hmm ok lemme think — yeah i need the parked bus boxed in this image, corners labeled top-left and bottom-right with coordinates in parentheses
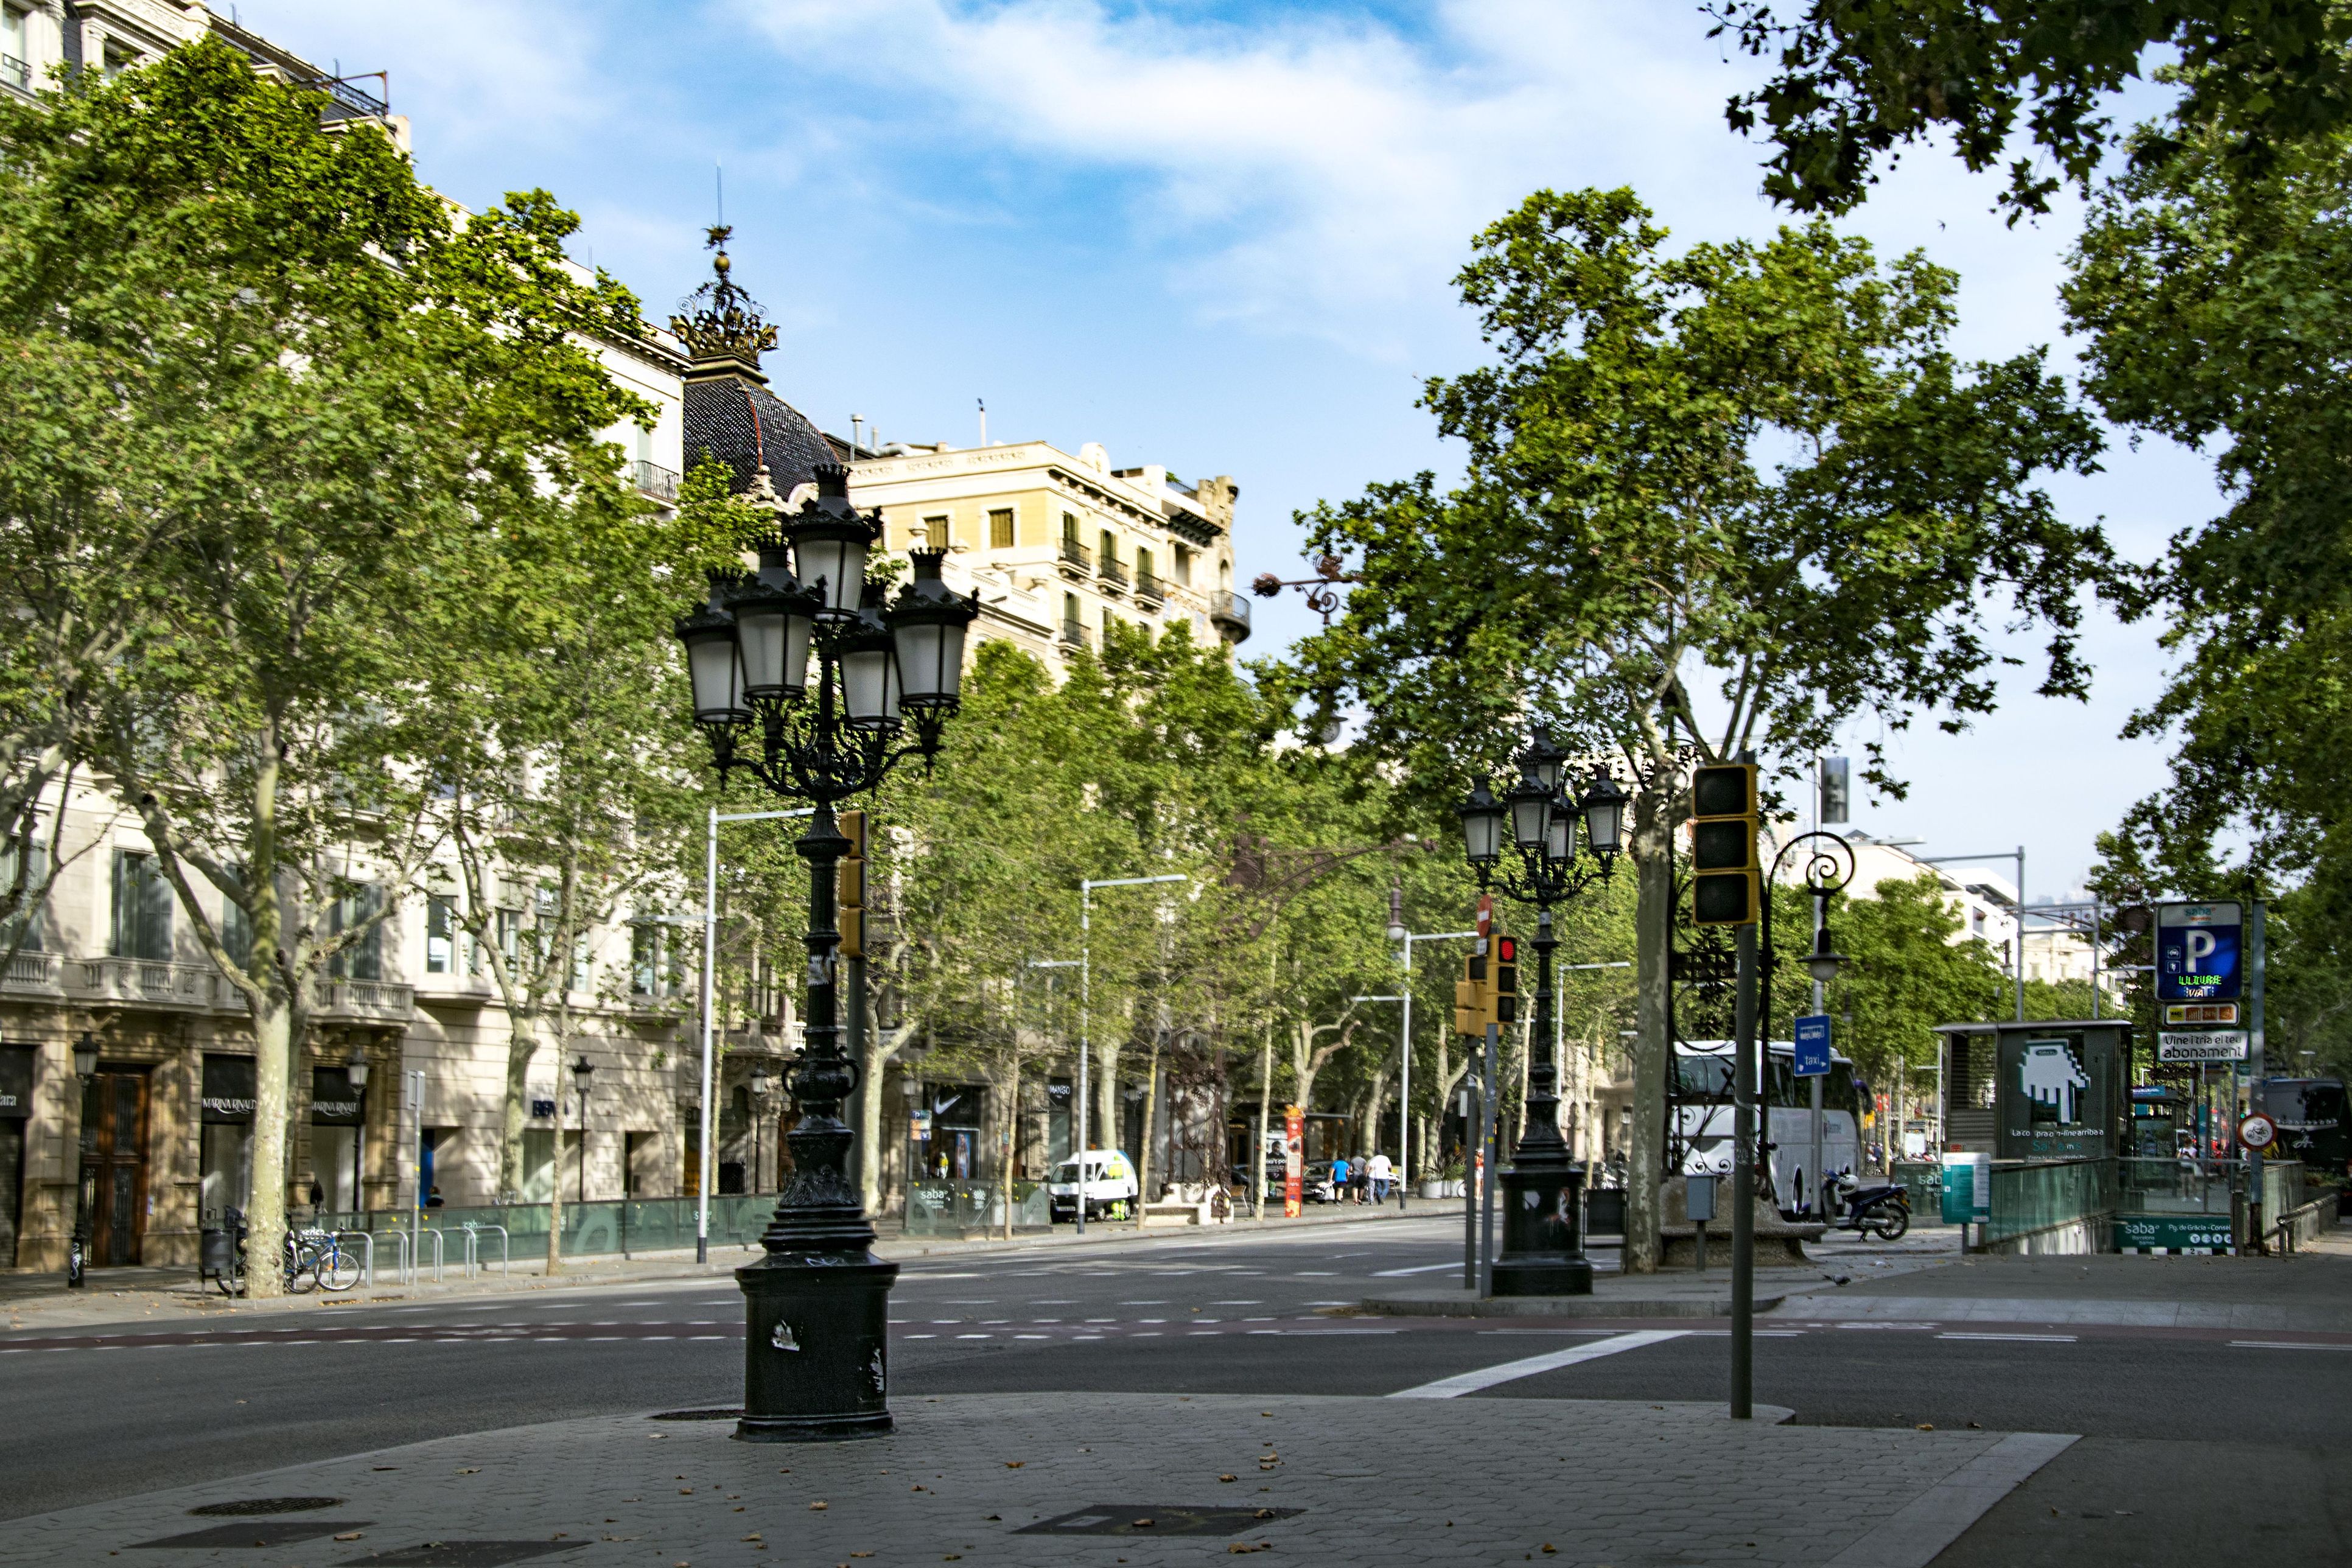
top-left (1675, 1040), bottom-right (1863, 1217)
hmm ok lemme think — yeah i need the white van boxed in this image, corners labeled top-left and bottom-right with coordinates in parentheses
top-left (1049, 1150), bottom-right (1139, 1222)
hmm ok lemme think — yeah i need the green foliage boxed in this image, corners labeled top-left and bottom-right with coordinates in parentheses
top-left (1286, 187), bottom-right (2108, 804)
top-left (2062, 61), bottom-right (2352, 1056)
top-left (1710, 1), bottom-right (2352, 219)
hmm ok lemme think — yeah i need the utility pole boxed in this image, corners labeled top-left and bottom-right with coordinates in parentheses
top-left (1730, 919), bottom-right (1757, 1420)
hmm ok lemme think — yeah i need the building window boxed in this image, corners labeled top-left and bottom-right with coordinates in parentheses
top-left (221, 874), bottom-right (252, 970)
top-left (0, 836), bottom-right (44, 953)
top-left (923, 513), bottom-right (951, 549)
top-left (1099, 528), bottom-right (1116, 567)
top-left (327, 884), bottom-right (383, 982)
top-left (1173, 545), bottom-right (1192, 586)
top-left (2, 8), bottom-right (29, 94)
top-left (111, 850), bottom-right (172, 961)
top-left (497, 909), bottom-right (521, 971)
top-left (989, 508), bottom-right (1014, 549)
top-left (632, 923), bottom-right (660, 996)
top-left (1062, 512), bottom-right (1079, 544)
top-left (427, 894), bottom-right (458, 975)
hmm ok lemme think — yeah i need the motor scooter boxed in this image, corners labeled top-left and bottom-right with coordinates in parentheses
top-left (1828, 1169), bottom-right (1911, 1241)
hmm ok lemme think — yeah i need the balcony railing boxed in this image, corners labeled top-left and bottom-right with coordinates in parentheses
top-left (1211, 590), bottom-right (1252, 642)
top-left (632, 459), bottom-right (679, 503)
top-left (312, 977), bottom-right (416, 1024)
top-left (1096, 557), bottom-right (1129, 590)
top-left (1058, 538), bottom-right (1092, 573)
top-left (73, 957), bottom-right (223, 1010)
top-left (1134, 570), bottom-right (1166, 604)
top-left (2, 951), bottom-right (61, 996)
top-left (1060, 618), bottom-right (1091, 649)
top-left (1, 55), bottom-right (29, 94)
top-left (299, 72), bottom-right (391, 122)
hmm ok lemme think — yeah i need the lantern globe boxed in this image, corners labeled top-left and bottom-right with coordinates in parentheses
top-left (786, 463), bottom-right (881, 618)
top-left (841, 586), bottom-right (904, 730)
top-left (1458, 781), bottom-right (1507, 867)
top-left (1523, 727), bottom-right (1570, 796)
top-left (1581, 768), bottom-right (1630, 857)
top-left (1506, 769), bottom-right (1550, 852)
top-left (891, 548), bottom-right (979, 710)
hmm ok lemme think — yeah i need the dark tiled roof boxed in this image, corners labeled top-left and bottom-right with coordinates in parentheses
top-left (684, 374), bottom-right (836, 499)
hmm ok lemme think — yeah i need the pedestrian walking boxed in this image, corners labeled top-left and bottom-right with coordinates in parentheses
top-left (1329, 1153), bottom-right (1350, 1205)
top-left (1367, 1150), bottom-right (1393, 1204)
top-left (1351, 1155), bottom-right (1370, 1204)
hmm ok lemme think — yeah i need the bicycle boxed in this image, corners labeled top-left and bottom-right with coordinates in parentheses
top-left (211, 1213), bottom-right (360, 1296)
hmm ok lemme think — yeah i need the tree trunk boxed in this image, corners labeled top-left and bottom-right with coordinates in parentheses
top-left (858, 1024), bottom-right (906, 1219)
top-left (1625, 785), bottom-right (1674, 1275)
top-left (245, 994), bottom-right (293, 1297)
top-left (1252, 1025), bottom-right (1272, 1219)
top-left (501, 1020), bottom-right (534, 1205)
top-left (1138, 1038), bottom-right (1161, 1205)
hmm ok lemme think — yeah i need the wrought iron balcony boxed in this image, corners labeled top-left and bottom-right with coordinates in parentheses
top-left (1058, 538), bottom-right (1092, 574)
top-left (633, 459), bottom-right (679, 503)
top-left (1060, 617), bottom-right (1091, 649)
top-left (1134, 570), bottom-right (1166, 604)
top-left (1, 55), bottom-right (29, 95)
top-left (1096, 556), bottom-right (1129, 591)
top-left (1212, 590), bottom-right (1252, 642)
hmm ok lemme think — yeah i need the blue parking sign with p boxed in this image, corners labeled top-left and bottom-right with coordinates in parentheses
top-left (2157, 902), bottom-right (2243, 1001)
top-left (1793, 1013), bottom-right (1831, 1077)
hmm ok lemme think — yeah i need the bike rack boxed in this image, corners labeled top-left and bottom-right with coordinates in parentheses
top-left (333, 1230), bottom-right (376, 1290)
top-left (405, 1225), bottom-right (445, 1284)
top-left (459, 1221), bottom-right (509, 1279)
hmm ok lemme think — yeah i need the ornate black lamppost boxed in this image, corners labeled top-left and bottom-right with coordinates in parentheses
top-left (1457, 730), bottom-right (1629, 1296)
top-left (68, 1031), bottom-right (97, 1287)
top-left (675, 462), bottom-right (978, 1442)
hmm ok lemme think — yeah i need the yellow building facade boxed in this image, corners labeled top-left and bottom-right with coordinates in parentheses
top-left (848, 439), bottom-right (1250, 672)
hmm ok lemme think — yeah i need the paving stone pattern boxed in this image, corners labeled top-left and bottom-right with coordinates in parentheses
top-left (0, 1393), bottom-right (2039, 1568)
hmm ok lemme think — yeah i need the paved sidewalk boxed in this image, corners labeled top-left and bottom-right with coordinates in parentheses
top-left (1775, 1249), bottom-right (2352, 1331)
top-left (0, 1204), bottom-right (1435, 1335)
top-left (0, 1392), bottom-right (2074, 1568)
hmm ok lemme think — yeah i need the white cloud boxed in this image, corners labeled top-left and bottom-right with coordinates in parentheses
top-left (731, 0), bottom-right (1785, 352)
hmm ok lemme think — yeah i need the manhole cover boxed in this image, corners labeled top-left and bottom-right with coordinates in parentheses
top-left (188, 1497), bottom-right (346, 1516)
top-left (131, 1521), bottom-right (370, 1549)
top-left (649, 1407), bottom-right (742, 1421)
top-left (1015, 1505), bottom-right (1304, 1538)
top-left (333, 1544), bottom-right (578, 1566)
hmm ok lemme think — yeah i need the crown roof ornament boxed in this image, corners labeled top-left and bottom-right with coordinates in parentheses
top-left (670, 225), bottom-right (779, 365)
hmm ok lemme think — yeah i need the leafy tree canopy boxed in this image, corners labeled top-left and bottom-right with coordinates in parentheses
top-left (1711, 1), bottom-right (2352, 218)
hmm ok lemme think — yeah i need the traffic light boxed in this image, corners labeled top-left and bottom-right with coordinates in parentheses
top-left (1452, 934), bottom-right (1516, 1034)
top-left (838, 809), bottom-right (867, 958)
top-left (1454, 947), bottom-right (1486, 1036)
top-left (1689, 762), bottom-right (1759, 926)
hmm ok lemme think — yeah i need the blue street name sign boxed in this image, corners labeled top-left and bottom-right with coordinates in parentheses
top-left (2157, 901), bottom-right (2244, 1002)
top-left (1793, 1013), bottom-right (1831, 1077)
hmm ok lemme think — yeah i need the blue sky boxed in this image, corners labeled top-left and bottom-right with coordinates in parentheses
top-left (247, 0), bottom-right (2215, 900)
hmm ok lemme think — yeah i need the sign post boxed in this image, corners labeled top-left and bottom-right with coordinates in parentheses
top-left (2157, 900), bottom-right (2259, 1242)
top-left (1793, 1013), bottom-right (1830, 1219)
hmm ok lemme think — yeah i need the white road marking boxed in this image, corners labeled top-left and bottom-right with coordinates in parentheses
top-left (1937, 1332), bottom-right (2076, 1343)
top-left (1390, 1329), bottom-right (1689, 1399)
top-left (1372, 1262), bottom-right (1460, 1277)
top-left (2230, 1340), bottom-right (2352, 1351)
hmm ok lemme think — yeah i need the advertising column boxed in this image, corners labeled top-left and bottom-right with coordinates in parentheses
top-left (1283, 1104), bottom-right (1304, 1219)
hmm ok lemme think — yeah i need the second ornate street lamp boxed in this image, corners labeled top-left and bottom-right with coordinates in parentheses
top-left (1457, 732), bottom-right (1628, 1297)
top-left (676, 460), bottom-right (978, 1442)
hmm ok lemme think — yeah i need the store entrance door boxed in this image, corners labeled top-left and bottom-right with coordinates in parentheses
top-left (81, 1069), bottom-right (150, 1267)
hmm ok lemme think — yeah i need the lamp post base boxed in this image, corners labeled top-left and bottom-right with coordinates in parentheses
top-left (735, 1248), bottom-right (899, 1443)
top-left (1489, 1159), bottom-right (1594, 1297)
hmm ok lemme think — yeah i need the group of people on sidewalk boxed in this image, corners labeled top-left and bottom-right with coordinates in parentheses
top-left (1328, 1151), bottom-right (1395, 1204)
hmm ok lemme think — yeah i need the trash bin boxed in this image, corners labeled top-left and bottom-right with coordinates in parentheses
top-left (199, 1225), bottom-right (233, 1284)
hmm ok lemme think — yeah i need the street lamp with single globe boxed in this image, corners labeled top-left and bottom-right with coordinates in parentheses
top-left (1455, 733), bottom-right (1626, 1297)
top-left (571, 1055), bottom-right (595, 1205)
top-left (674, 460), bottom-right (978, 1443)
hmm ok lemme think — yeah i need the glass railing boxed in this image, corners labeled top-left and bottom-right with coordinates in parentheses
top-left (1982, 1157), bottom-right (2117, 1245)
top-left (905, 1180), bottom-right (1049, 1237)
top-left (317, 1195), bottom-right (785, 1259)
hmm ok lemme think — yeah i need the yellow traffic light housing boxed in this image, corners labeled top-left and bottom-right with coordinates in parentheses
top-left (1689, 763), bottom-right (1759, 926)
top-left (838, 809), bottom-right (867, 958)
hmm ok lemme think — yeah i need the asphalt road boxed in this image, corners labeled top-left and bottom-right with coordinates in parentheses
top-left (3, 1217), bottom-right (2347, 1565)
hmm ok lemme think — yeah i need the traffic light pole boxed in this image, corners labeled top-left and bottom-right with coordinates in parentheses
top-left (1731, 920), bottom-right (1759, 1421)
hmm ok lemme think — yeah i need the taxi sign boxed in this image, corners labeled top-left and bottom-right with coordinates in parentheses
top-left (2238, 1112), bottom-right (2278, 1150)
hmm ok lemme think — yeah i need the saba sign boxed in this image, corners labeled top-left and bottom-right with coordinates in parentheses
top-left (2157, 901), bottom-right (2243, 1003)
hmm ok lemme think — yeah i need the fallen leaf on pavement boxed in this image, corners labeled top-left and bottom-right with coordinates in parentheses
top-left (810, 1502), bottom-right (828, 1511)
top-left (1005, 1461), bottom-right (1024, 1468)
top-left (332, 1533), bottom-right (362, 1542)
top-left (1219, 1474), bottom-right (1237, 1483)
